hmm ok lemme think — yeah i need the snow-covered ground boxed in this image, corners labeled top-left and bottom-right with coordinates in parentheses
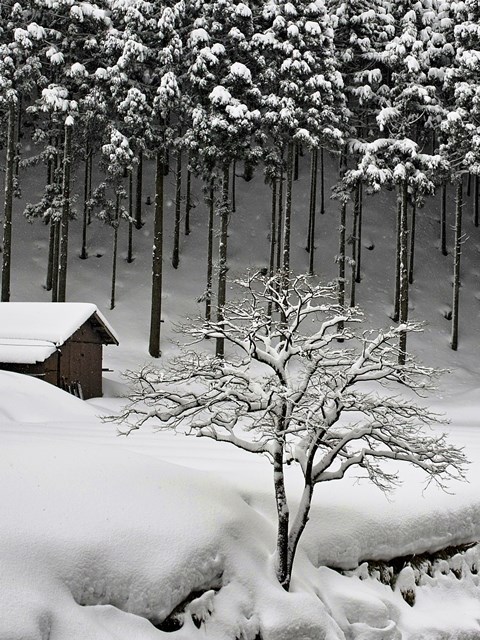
top-left (2, 151), bottom-right (480, 638)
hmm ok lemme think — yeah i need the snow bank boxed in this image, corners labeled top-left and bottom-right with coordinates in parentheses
top-left (0, 371), bottom-right (97, 422)
top-left (1, 373), bottom-right (480, 638)
top-left (0, 439), bottom-right (342, 640)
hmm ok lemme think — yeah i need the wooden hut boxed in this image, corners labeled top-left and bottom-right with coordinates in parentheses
top-left (0, 303), bottom-right (119, 400)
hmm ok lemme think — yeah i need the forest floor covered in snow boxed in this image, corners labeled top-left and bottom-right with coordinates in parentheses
top-left (2, 149), bottom-right (480, 638)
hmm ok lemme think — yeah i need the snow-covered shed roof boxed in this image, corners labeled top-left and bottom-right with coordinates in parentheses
top-left (0, 303), bottom-right (118, 364)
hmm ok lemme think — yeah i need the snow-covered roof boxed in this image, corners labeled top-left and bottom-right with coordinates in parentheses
top-left (0, 303), bottom-right (118, 365)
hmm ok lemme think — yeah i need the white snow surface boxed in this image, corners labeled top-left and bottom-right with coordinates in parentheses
top-left (2, 146), bottom-right (480, 638)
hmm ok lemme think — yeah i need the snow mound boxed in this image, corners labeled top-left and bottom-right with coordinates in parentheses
top-left (0, 371), bottom-right (97, 423)
top-left (0, 440), bottom-right (342, 640)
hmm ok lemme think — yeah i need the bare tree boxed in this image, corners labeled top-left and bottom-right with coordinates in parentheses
top-left (117, 272), bottom-right (467, 592)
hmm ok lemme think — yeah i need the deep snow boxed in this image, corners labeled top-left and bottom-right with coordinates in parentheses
top-left (1, 147), bottom-right (480, 638)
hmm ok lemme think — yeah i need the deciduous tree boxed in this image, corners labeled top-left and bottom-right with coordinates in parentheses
top-left (117, 272), bottom-right (467, 592)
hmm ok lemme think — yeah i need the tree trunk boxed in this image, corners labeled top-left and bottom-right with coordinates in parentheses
top-left (110, 192), bottom-right (120, 310)
top-left (1, 101), bottom-right (16, 302)
top-left (398, 179), bottom-right (409, 365)
top-left (149, 154), bottom-right (164, 358)
top-left (185, 159), bottom-right (192, 236)
top-left (467, 172), bottom-right (471, 198)
top-left (273, 441), bottom-right (290, 591)
top-left (440, 181), bottom-right (448, 256)
top-left (355, 183), bottom-right (363, 283)
top-left (57, 118), bottom-right (73, 303)
top-left (87, 150), bottom-right (93, 224)
top-left (135, 149), bottom-right (143, 229)
top-left (267, 178), bottom-right (277, 319)
top-left (14, 94), bottom-right (20, 176)
top-left (46, 220), bottom-right (55, 292)
top-left (51, 221), bottom-right (60, 302)
top-left (293, 143), bottom-right (299, 181)
top-left (408, 196), bottom-right (416, 285)
top-left (350, 182), bottom-right (360, 307)
top-left (307, 150), bottom-right (318, 276)
top-left (451, 179), bottom-right (463, 351)
top-left (205, 179), bottom-right (215, 322)
top-left (284, 481), bottom-right (314, 593)
top-left (216, 165), bottom-right (230, 358)
top-left (45, 141), bottom-right (55, 291)
top-left (231, 159), bottom-right (236, 213)
top-left (276, 162), bottom-right (284, 274)
top-left (392, 190), bottom-right (402, 322)
top-left (320, 147), bottom-right (325, 216)
top-left (282, 142), bottom-right (294, 276)
top-left (474, 175), bottom-right (479, 228)
top-left (172, 148), bottom-right (182, 269)
top-left (338, 199), bottom-right (347, 321)
top-left (80, 144), bottom-right (90, 260)
top-left (127, 169), bottom-right (134, 263)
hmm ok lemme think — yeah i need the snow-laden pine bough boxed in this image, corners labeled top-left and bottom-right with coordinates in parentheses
top-left (116, 272), bottom-right (468, 592)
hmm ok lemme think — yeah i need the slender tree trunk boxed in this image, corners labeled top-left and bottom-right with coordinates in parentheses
top-left (172, 148), bottom-right (182, 269)
top-left (307, 150), bottom-right (318, 276)
top-left (135, 149), bottom-right (143, 229)
top-left (14, 95), bottom-right (20, 176)
top-left (467, 172), bottom-right (471, 198)
top-left (185, 158), bottom-right (192, 236)
top-left (231, 159), bottom-right (236, 213)
top-left (408, 196), bottom-right (416, 285)
top-left (57, 118), bottom-right (73, 303)
top-left (1, 101), bottom-right (16, 302)
top-left (87, 151), bottom-right (93, 224)
top-left (338, 199), bottom-right (347, 315)
top-left (392, 190), bottom-right (402, 322)
top-left (337, 154), bottom-right (347, 335)
top-left (267, 178), bottom-right (277, 318)
top-left (273, 439), bottom-right (290, 591)
top-left (306, 153), bottom-right (314, 252)
top-left (320, 147), bottom-right (325, 216)
top-left (110, 192), bottom-right (120, 310)
top-left (149, 154), bottom-right (164, 358)
top-left (440, 181), bottom-right (448, 256)
top-left (355, 183), bottom-right (363, 283)
top-left (127, 170), bottom-right (134, 263)
top-left (51, 221), bottom-right (60, 302)
top-left (350, 182), bottom-right (360, 307)
top-left (205, 179), bottom-right (215, 322)
top-left (451, 179), bottom-right (463, 351)
top-left (164, 115), bottom-right (170, 176)
top-left (45, 142), bottom-right (55, 291)
top-left (284, 480), bottom-right (314, 593)
top-left (282, 142), bottom-right (294, 275)
top-left (474, 175), bottom-right (479, 228)
top-left (276, 162), bottom-right (284, 274)
top-left (46, 221), bottom-right (55, 292)
top-left (399, 179), bottom-right (409, 365)
top-left (80, 144), bottom-right (90, 260)
top-left (216, 164), bottom-right (230, 358)
top-left (293, 143), bottom-right (299, 181)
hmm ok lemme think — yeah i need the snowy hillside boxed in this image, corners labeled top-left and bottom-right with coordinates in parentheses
top-left (1, 148), bottom-right (480, 638)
